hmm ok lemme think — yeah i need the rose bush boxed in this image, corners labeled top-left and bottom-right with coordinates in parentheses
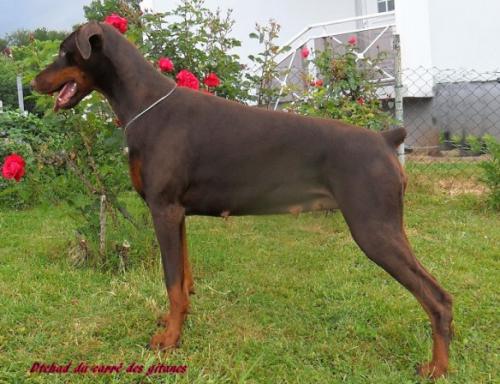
top-left (290, 40), bottom-right (395, 131)
top-left (0, 110), bottom-right (78, 208)
top-left (139, 0), bottom-right (250, 101)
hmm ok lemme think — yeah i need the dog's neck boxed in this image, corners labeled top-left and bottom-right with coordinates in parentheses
top-left (97, 32), bottom-right (176, 125)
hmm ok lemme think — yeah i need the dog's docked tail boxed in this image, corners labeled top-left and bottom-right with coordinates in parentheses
top-left (381, 127), bottom-right (407, 148)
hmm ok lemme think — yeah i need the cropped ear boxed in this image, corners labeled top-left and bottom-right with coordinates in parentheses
top-left (76, 22), bottom-right (103, 60)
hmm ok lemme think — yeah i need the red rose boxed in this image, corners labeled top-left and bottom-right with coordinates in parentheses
top-left (104, 13), bottom-right (128, 34)
top-left (203, 72), bottom-right (221, 88)
top-left (356, 97), bottom-right (365, 105)
top-left (347, 35), bottom-right (357, 46)
top-left (176, 69), bottom-right (199, 90)
top-left (158, 57), bottom-right (174, 73)
top-left (309, 79), bottom-right (323, 87)
top-left (301, 46), bottom-right (310, 59)
top-left (2, 154), bottom-right (26, 182)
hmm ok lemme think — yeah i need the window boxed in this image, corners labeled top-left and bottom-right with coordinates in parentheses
top-left (377, 0), bottom-right (395, 13)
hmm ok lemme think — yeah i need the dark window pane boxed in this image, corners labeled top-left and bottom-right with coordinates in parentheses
top-left (388, 0), bottom-right (395, 11)
top-left (378, 1), bottom-right (387, 13)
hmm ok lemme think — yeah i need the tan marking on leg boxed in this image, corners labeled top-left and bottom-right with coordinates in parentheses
top-left (418, 334), bottom-right (450, 378)
top-left (289, 206), bottom-right (302, 217)
top-left (129, 158), bottom-right (143, 195)
top-left (150, 284), bottom-right (189, 349)
top-left (416, 289), bottom-right (453, 379)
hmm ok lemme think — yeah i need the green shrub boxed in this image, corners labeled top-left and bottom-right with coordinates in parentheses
top-left (0, 56), bottom-right (19, 110)
top-left (466, 134), bottom-right (484, 154)
top-left (246, 20), bottom-right (291, 108)
top-left (480, 135), bottom-right (500, 210)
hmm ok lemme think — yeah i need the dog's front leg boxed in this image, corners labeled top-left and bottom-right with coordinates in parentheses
top-left (149, 203), bottom-right (189, 350)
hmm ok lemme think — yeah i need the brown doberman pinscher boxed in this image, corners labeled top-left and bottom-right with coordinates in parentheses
top-left (32, 22), bottom-right (453, 379)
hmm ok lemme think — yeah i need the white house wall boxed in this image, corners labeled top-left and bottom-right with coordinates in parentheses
top-left (395, 0), bottom-right (433, 96)
top-left (428, 0), bottom-right (500, 72)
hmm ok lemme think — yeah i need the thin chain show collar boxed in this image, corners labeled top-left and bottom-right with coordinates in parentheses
top-left (123, 84), bottom-right (177, 134)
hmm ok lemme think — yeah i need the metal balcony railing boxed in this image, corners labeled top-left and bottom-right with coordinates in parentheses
top-left (272, 11), bottom-right (397, 109)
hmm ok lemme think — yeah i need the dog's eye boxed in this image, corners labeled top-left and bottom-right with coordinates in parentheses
top-left (59, 50), bottom-right (75, 64)
top-left (65, 52), bottom-right (75, 64)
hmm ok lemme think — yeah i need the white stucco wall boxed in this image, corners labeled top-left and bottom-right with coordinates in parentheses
top-left (428, 0), bottom-right (500, 72)
top-left (395, 0), bottom-right (500, 72)
top-left (394, 0), bottom-right (433, 70)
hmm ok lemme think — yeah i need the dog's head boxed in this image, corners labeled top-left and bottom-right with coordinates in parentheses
top-left (32, 22), bottom-right (114, 111)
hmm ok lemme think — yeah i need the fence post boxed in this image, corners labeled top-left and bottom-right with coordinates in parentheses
top-left (99, 194), bottom-right (107, 257)
top-left (16, 74), bottom-right (25, 114)
top-left (393, 33), bottom-right (405, 165)
top-left (0, 100), bottom-right (3, 113)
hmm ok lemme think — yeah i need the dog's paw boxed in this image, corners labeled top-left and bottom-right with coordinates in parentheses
top-left (417, 362), bottom-right (447, 380)
top-left (149, 330), bottom-right (180, 350)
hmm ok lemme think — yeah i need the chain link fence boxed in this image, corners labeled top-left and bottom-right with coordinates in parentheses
top-left (398, 67), bottom-right (499, 179)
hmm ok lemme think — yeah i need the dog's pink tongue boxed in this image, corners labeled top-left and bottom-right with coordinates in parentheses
top-left (54, 81), bottom-right (77, 111)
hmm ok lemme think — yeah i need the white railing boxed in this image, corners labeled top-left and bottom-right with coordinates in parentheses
top-left (272, 11), bottom-right (397, 109)
top-left (276, 11), bottom-right (396, 66)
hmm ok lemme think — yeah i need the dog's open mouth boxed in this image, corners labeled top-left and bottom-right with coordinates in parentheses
top-left (54, 81), bottom-right (78, 111)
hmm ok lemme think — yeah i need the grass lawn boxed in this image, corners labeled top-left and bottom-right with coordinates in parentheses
top-left (0, 166), bottom-right (498, 383)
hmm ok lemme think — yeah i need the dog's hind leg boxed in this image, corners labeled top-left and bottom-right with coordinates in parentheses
top-left (335, 173), bottom-right (453, 379)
